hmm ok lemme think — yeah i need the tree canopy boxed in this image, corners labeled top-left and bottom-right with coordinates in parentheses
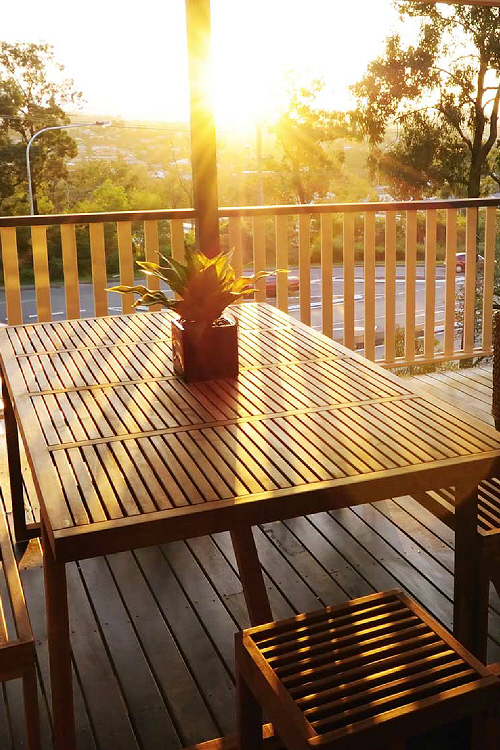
top-left (0, 42), bottom-right (83, 213)
top-left (352, 2), bottom-right (500, 198)
top-left (268, 79), bottom-right (347, 204)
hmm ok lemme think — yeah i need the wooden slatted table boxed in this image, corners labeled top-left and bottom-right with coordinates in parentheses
top-left (2, 302), bottom-right (500, 750)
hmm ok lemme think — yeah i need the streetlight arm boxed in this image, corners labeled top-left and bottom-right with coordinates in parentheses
top-left (26, 121), bottom-right (110, 215)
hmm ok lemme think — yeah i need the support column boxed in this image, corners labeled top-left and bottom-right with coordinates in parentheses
top-left (185, 0), bottom-right (220, 258)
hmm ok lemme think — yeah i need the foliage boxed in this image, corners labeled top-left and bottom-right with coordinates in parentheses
top-left (0, 42), bottom-right (83, 213)
top-left (107, 249), bottom-right (276, 338)
top-left (74, 179), bottom-right (131, 213)
top-left (351, 3), bottom-right (500, 198)
top-left (391, 324), bottom-right (443, 376)
top-left (269, 79), bottom-right (348, 204)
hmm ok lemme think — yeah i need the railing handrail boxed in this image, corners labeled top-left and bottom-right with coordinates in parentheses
top-left (220, 196), bottom-right (500, 216)
top-left (0, 207), bottom-right (198, 228)
top-left (2, 196), bottom-right (500, 228)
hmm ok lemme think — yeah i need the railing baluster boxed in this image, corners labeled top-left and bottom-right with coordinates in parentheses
top-left (31, 225), bottom-right (51, 322)
top-left (364, 212), bottom-right (376, 361)
top-left (171, 219), bottom-right (185, 263)
top-left (228, 217), bottom-right (242, 274)
top-left (89, 223), bottom-right (108, 317)
top-left (463, 207), bottom-right (477, 353)
top-left (60, 225), bottom-right (80, 320)
top-left (384, 212), bottom-right (396, 363)
top-left (144, 220), bottom-right (161, 311)
top-left (117, 222), bottom-right (134, 315)
top-left (482, 206), bottom-right (496, 352)
top-left (405, 211), bottom-right (417, 362)
top-left (298, 214), bottom-right (311, 326)
top-left (343, 213), bottom-right (355, 350)
top-left (424, 209), bottom-right (437, 359)
top-left (228, 217), bottom-right (243, 304)
top-left (444, 209), bottom-right (457, 356)
top-left (1, 227), bottom-right (22, 325)
top-left (170, 219), bottom-right (186, 306)
top-left (253, 216), bottom-right (266, 303)
top-left (321, 213), bottom-right (333, 337)
top-left (275, 215), bottom-right (288, 313)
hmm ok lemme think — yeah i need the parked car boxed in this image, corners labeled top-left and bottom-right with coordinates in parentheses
top-left (453, 252), bottom-right (484, 273)
top-left (241, 274), bottom-right (300, 296)
top-left (265, 275), bottom-right (300, 296)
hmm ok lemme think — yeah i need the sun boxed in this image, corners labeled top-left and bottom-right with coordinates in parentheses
top-left (209, 0), bottom-right (400, 132)
top-left (212, 55), bottom-right (284, 131)
top-left (210, 1), bottom-right (292, 130)
top-left (213, 75), bottom-right (279, 130)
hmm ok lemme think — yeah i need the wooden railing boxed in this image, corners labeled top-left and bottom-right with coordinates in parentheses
top-left (1, 197), bottom-right (498, 368)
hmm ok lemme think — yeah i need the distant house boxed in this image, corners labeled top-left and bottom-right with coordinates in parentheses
top-left (374, 185), bottom-right (394, 202)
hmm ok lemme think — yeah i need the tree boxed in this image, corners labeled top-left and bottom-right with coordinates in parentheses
top-left (269, 79), bottom-right (347, 204)
top-left (0, 42), bottom-right (83, 213)
top-left (73, 179), bottom-right (131, 214)
top-left (352, 3), bottom-right (500, 199)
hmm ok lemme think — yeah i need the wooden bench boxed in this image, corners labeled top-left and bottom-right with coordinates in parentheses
top-left (0, 508), bottom-right (40, 749)
top-left (236, 590), bottom-right (500, 750)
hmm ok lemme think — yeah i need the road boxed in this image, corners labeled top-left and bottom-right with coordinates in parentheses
top-left (0, 265), bottom-right (463, 349)
top-left (289, 264), bottom-right (460, 339)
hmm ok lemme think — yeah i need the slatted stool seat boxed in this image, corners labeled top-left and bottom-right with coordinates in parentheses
top-left (0, 509), bottom-right (40, 749)
top-left (235, 590), bottom-right (500, 750)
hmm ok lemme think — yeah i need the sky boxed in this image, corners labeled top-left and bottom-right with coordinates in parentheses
top-left (2, 0), bottom-right (400, 128)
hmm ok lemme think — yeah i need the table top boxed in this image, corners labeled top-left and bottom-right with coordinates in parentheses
top-left (2, 303), bottom-right (500, 562)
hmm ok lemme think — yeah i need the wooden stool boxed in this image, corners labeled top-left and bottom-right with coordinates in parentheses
top-left (0, 510), bottom-right (40, 749)
top-left (235, 590), bottom-right (500, 750)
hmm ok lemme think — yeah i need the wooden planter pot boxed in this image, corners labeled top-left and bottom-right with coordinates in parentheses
top-left (171, 315), bottom-right (239, 382)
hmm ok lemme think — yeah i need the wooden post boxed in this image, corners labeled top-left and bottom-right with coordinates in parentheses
top-left (185, 0), bottom-right (220, 258)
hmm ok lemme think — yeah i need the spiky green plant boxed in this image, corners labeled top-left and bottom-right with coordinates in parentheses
top-left (107, 248), bottom-right (277, 338)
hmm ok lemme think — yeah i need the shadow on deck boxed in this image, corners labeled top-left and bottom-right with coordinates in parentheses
top-left (0, 360), bottom-right (496, 749)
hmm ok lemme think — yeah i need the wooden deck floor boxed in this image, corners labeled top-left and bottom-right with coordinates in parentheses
top-left (0, 361), bottom-right (497, 749)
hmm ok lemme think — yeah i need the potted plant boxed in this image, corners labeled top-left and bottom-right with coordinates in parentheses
top-left (107, 248), bottom-right (275, 382)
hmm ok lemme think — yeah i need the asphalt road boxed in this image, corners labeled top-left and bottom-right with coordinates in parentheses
top-left (0, 265), bottom-right (463, 347)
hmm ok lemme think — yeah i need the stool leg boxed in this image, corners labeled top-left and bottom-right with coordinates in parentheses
top-left (471, 709), bottom-right (500, 750)
top-left (23, 664), bottom-right (41, 750)
top-left (237, 668), bottom-right (262, 750)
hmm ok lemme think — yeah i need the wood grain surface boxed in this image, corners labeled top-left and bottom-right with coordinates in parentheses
top-left (2, 303), bottom-right (500, 563)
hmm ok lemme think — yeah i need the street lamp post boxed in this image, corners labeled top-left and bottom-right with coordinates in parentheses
top-left (26, 120), bottom-right (110, 215)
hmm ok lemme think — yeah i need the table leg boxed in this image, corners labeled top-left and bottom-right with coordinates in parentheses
top-left (454, 483), bottom-right (489, 662)
top-left (230, 526), bottom-right (273, 626)
top-left (41, 523), bottom-right (75, 750)
top-left (2, 376), bottom-right (28, 542)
